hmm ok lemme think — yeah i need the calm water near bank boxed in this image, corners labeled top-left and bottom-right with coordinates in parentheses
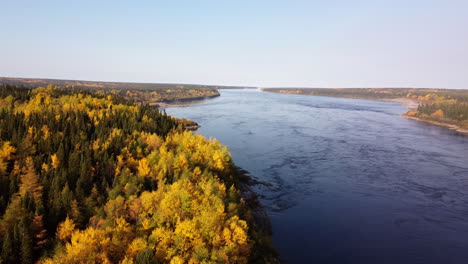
top-left (166, 89), bottom-right (468, 264)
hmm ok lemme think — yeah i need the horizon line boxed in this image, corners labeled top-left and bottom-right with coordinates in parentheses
top-left (0, 76), bottom-right (463, 90)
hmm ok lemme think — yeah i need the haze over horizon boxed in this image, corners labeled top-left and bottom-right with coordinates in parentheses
top-left (2, 0), bottom-right (467, 89)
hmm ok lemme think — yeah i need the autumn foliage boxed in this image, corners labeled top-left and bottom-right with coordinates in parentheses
top-left (0, 85), bottom-right (258, 264)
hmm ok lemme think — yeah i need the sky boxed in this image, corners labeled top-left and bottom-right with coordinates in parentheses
top-left (1, 0), bottom-right (467, 88)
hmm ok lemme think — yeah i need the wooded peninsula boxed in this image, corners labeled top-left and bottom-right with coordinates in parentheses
top-left (0, 77), bottom-right (257, 107)
top-left (0, 84), bottom-right (277, 264)
top-left (263, 88), bottom-right (468, 133)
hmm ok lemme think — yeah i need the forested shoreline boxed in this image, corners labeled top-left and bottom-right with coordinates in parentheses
top-left (263, 88), bottom-right (468, 132)
top-left (0, 84), bottom-right (276, 264)
top-left (0, 77), bottom-right (221, 105)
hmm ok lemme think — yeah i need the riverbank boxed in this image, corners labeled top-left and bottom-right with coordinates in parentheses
top-left (168, 95), bottom-right (281, 262)
top-left (388, 99), bottom-right (468, 134)
top-left (367, 98), bottom-right (468, 134)
top-left (402, 115), bottom-right (468, 134)
top-left (238, 172), bottom-right (282, 264)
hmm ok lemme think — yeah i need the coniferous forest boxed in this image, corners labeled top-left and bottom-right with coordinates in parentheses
top-left (0, 84), bottom-right (274, 264)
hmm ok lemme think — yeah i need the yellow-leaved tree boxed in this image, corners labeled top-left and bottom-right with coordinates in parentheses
top-left (44, 131), bottom-right (252, 264)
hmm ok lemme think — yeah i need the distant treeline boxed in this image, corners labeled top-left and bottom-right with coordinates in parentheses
top-left (0, 77), bottom-right (257, 105)
top-left (262, 87), bottom-right (468, 101)
top-left (0, 77), bottom-right (254, 92)
top-left (263, 88), bottom-right (468, 130)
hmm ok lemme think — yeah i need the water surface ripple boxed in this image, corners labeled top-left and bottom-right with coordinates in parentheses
top-left (167, 90), bottom-right (468, 264)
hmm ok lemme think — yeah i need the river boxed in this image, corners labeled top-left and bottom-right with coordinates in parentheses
top-left (166, 89), bottom-right (468, 264)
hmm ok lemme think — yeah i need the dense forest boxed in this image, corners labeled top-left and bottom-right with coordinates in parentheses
top-left (263, 88), bottom-right (468, 130)
top-left (0, 84), bottom-right (275, 264)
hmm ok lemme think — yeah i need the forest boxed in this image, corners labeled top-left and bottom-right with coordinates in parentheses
top-left (263, 88), bottom-right (468, 129)
top-left (0, 84), bottom-right (275, 264)
top-left (0, 77), bottom-right (221, 105)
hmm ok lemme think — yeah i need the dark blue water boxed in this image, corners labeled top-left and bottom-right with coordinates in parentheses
top-left (166, 89), bottom-right (468, 264)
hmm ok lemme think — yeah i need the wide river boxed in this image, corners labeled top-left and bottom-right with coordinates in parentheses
top-left (166, 89), bottom-right (468, 264)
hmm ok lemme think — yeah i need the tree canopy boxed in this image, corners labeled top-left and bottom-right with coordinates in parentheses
top-left (0, 84), bottom-right (273, 264)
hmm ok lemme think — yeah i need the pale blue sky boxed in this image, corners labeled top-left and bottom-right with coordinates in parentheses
top-left (1, 0), bottom-right (467, 88)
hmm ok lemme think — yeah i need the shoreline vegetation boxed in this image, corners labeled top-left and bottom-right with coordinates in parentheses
top-left (403, 115), bottom-right (468, 134)
top-left (0, 83), bottom-right (278, 263)
top-left (262, 88), bottom-right (468, 134)
top-left (0, 77), bottom-right (253, 107)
